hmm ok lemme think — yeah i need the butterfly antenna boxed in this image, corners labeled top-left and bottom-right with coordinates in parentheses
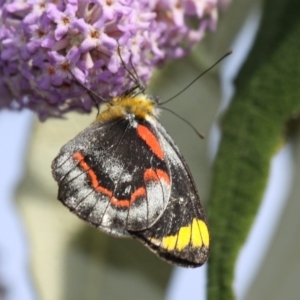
top-left (117, 45), bottom-right (145, 96)
top-left (68, 70), bottom-right (106, 115)
top-left (160, 51), bottom-right (232, 105)
top-left (160, 106), bottom-right (205, 139)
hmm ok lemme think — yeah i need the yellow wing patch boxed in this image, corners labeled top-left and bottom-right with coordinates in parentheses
top-left (155, 219), bottom-right (209, 251)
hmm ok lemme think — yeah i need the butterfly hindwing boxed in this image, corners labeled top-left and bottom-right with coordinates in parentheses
top-left (52, 117), bottom-right (171, 237)
top-left (129, 123), bottom-right (209, 267)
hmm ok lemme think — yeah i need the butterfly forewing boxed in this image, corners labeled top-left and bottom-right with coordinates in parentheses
top-left (52, 117), bottom-right (171, 237)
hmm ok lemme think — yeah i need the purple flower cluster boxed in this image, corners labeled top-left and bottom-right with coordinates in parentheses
top-left (0, 0), bottom-right (229, 120)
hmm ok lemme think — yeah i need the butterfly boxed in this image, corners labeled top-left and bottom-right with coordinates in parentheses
top-left (52, 72), bottom-right (210, 268)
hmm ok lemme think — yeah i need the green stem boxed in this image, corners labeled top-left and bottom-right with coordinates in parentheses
top-left (207, 0), bottom-right (300, 299)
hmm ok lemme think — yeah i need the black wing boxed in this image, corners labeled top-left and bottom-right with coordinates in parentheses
top-left (52, 118), bottom-right (171, 237)
top-left (129, 123), bottom-right (209, 267)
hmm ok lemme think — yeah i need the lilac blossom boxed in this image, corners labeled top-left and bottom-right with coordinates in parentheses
top-left (0, 0), bottom-right (230, 120)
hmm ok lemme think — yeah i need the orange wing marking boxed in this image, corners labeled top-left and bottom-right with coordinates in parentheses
top-left (110, 187), bottom-right (146, 208)
top-left (73, 152), bottom-right (112, 197)
top-left (73, 152), bottom-right (148, 208)
top-left (137, 125), bottom-right (164, 160)
top-left (144, 168), bottom-right (170, 185)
